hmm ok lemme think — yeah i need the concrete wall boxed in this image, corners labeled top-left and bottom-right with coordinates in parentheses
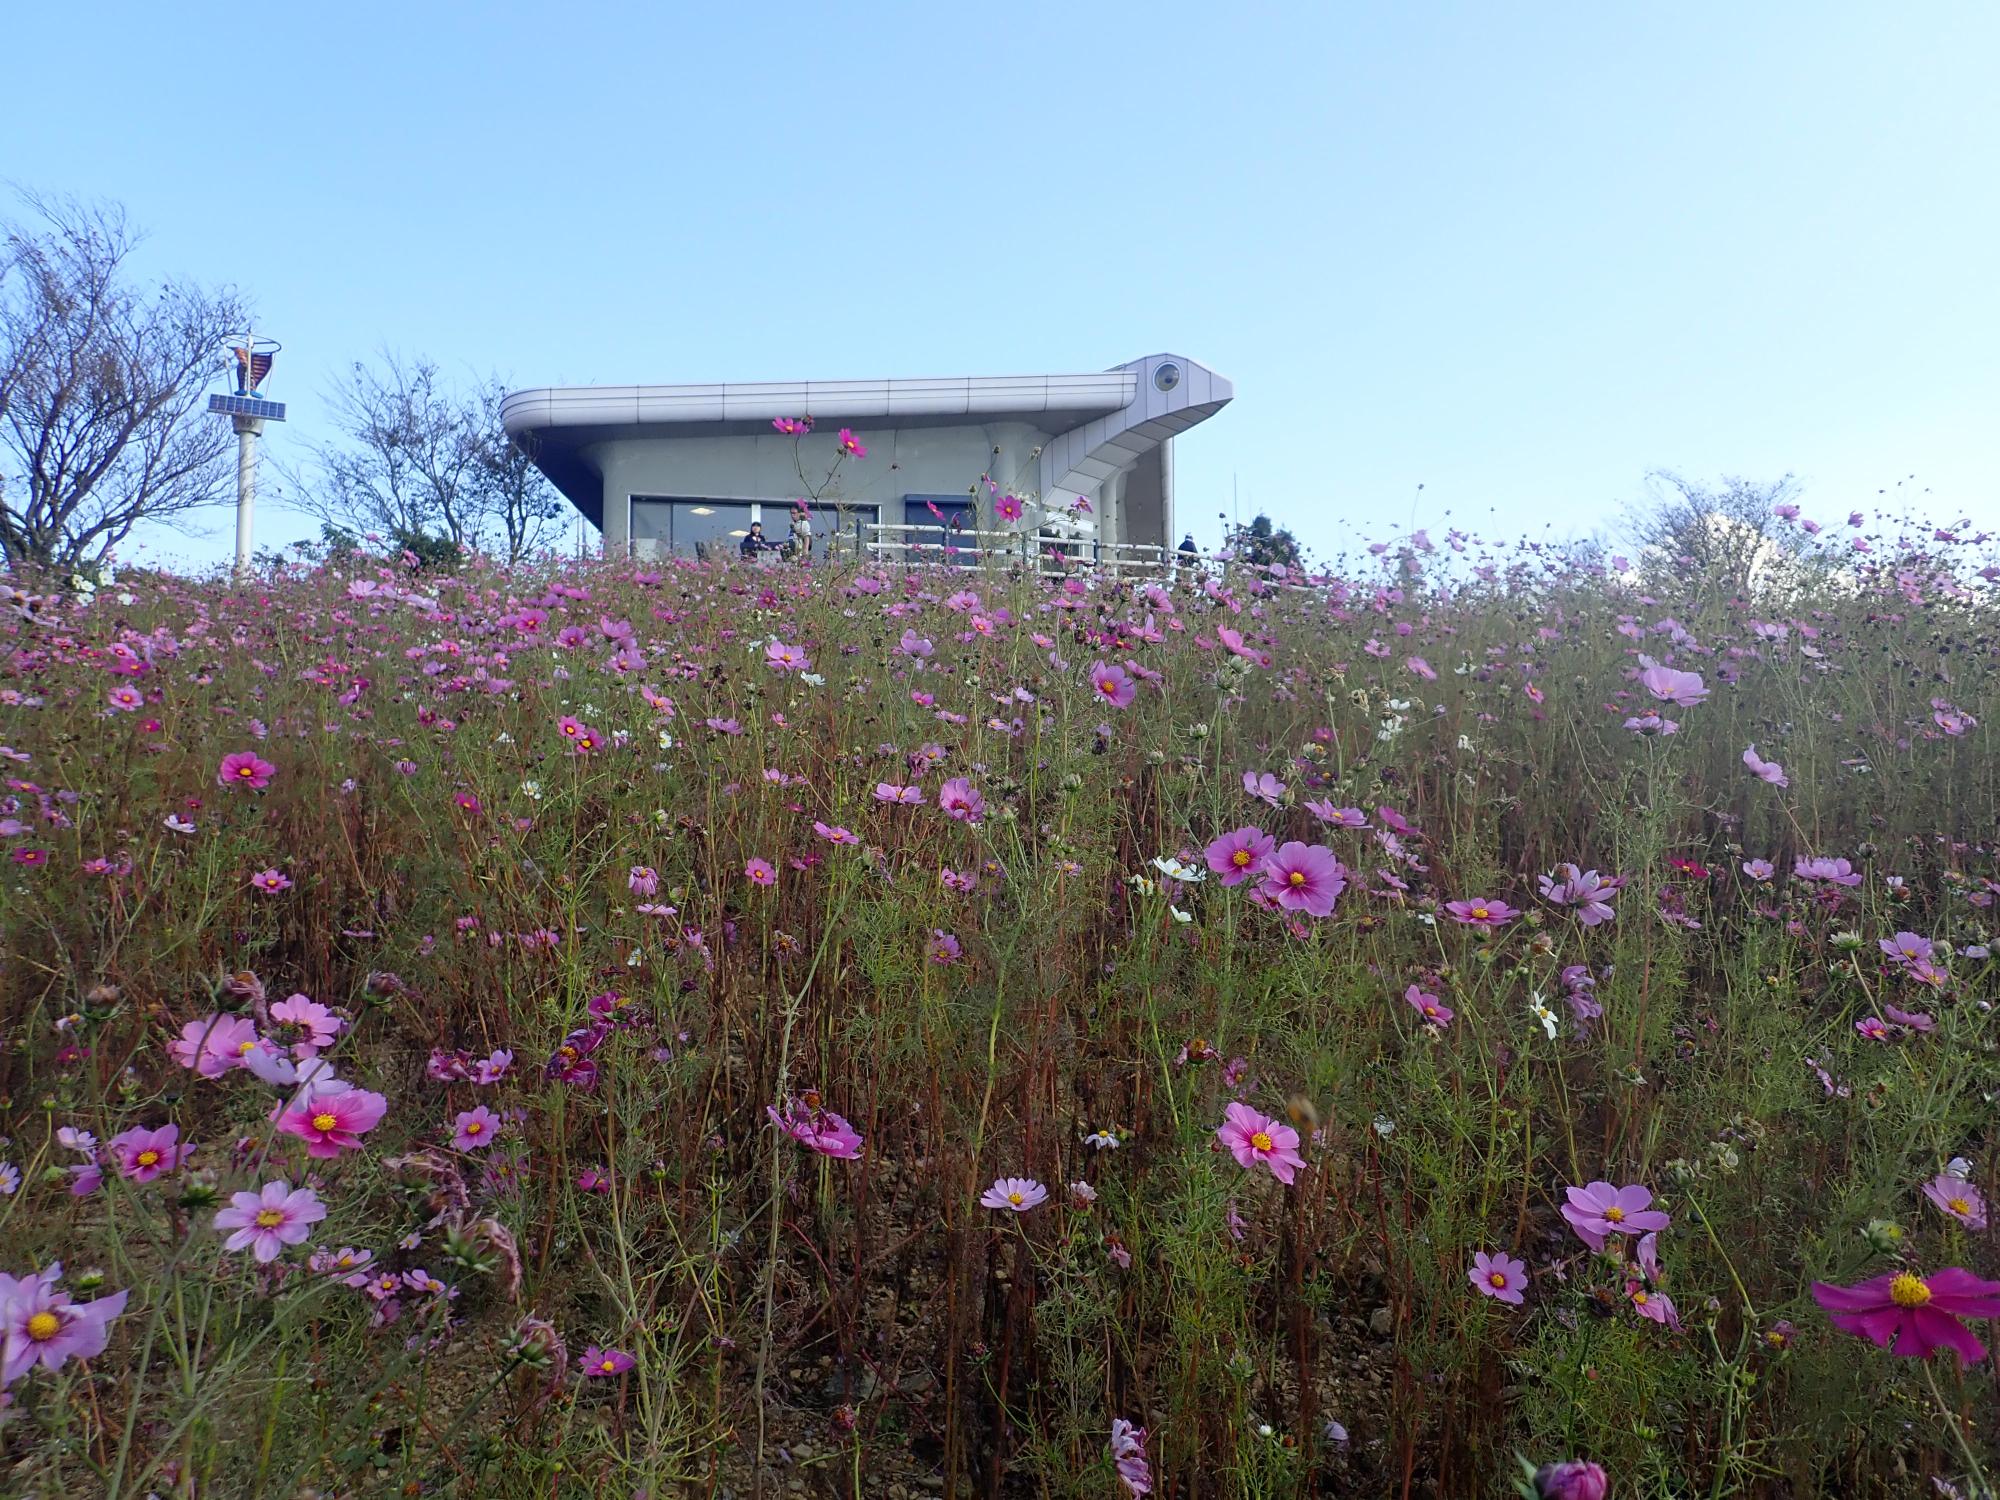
top-left (587, 421), bottom-right (1054, 549)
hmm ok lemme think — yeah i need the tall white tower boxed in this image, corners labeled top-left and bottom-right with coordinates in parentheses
top-left (207, 336), bottom-right (285, 576)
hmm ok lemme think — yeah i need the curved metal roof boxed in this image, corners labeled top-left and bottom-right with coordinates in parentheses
top-left (501, 354), bottom-right (1232, 525)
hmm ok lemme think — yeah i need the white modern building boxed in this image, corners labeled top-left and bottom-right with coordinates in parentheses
top-left (500, 353), bottom-right (1232, 563)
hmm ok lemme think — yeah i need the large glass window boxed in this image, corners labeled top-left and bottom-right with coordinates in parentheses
top-left (630, 499), bottom-right (757, 560)
top-left (899, 496), bottom-right (983, 566)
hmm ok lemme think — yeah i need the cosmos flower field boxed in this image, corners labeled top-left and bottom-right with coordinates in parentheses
top-left (2, 512), bottom-right (1998, 1498)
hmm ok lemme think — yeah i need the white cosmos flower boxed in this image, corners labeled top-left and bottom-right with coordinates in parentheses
top-left (1152, 855), bottom-right (1205, 883)
top-left (1170, 905), bottom-right (1194, 924)
top-left (1530, 993), bottom-right (1559, 1039)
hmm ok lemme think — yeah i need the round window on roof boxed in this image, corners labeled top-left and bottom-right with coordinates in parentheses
top-left (1153, 362), bottom-right (1182, 392)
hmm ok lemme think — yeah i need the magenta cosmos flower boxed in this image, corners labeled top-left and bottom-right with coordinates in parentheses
top-left (1811, 1267), bottom-right (2000, 1362)
top-left (1216, 1101), bottom-right (1307, 1185)
top-left (1205, 826), bottom-right (1275, 887)
top-left (1534, 1461), bottom-right (1609, 1500)
top-left (1088, 661), bottom-right (1137, 708)
top-left (107, 1123), bottom-right (191, 1182)
top-left (1446, 896), bottom-right (1518, 928)
top-left (0, 1270), bottom-right (129, 1384)
top-left (1923, 1174), bottom-right (1988, 1231)
top-left (278, 1087), bottom-right (389, 1158)
top-left (1638, 665), bottom-right (1709, 707)
top-left (451, 1106), bottom-right (503, 1151)
top-left (214, 1180), bottom-right (326, 1263)
top-left (581, 1344), bottom-right (636, 1377)
top-left (217, 750), bottom-right (277, 790)
top-left (1259, 842), bottom-right (1347, 918)
top-left (767, 1100), bottom-right (865, 1159)
top-left (249, 868), bottom-right (292, 894)
top-left (1404, 985), bottom-right (1454, 1027)
top-left (1469, 1250), bottom-right (1528, 1304)
top-left (744, 857), bottom-right (777, 887)
top-left (980, 1177), bottom-right (1048, 1212)
top-left (1560, 1181), bottom-right (1670, 1250)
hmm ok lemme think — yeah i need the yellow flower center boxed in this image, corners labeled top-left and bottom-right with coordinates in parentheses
top-left (1232, 850), bottom-right (1251, 867)
top-left (1471, 906), bottom-right (1489, 919)
top-left (1007, 1192), bottom-right (1024, 1206)
top-left (1288, 871), bottom-right (1306, 887)
top-left (1604, 1206), bottom-right (1625, 1223)
top-left (311, 1113), bottom-right (337, 1132)
top-left (136, 1149), bottom-right (160, 1167)
top-left (1250, 1131), bottom-right (1274, 1152)
top-left (255, 1209), bottom-right (285, 1228)
top-left (1099, 680), bottom-right (1117, 696)
top-left (1890, 1273), bottom-right (1932, 1308)
top-left (1950, 1196), bottom-right (1972, 1215)
top-left (599, 1359), bottom-right (617, 1372)
top-left (27, 1311), bottom-right (61, 1341)
top-left (1425, 1005), bottom-right (1440, 1018)
top-left (237, 1040), bottom-right (258, 1055)
top-left (1632, 1291), bottom-right (1650, 1306)
top-left (1488, 1272), bottom-right (1508, 1288)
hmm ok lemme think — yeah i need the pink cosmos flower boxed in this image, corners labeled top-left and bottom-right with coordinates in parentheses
top-left (107, 1123), bottom-right (190, 1181)
top-left (836, 428), bottom-right (866, 458)
top-left (1742, 745), bottom-right (1788, 787)
top-left (0, 1270), bottom-right (129, 1383)
top-left (278, 1088), bottom-right (389, 1158)
top-left (217, 750), bottom-right (277, 791)
top-left (1880, 931), bottom-right (1934, 964)
top-left (1469, 1250), bottom-right (1527, 1304)
top-left (1741, 858), bottom-right (1775, 882)
top-left (767, 1100), bottom-right (865, 1159)
top-left (452, 1106), bottom-right (502, 1151)
top-left (1560, 1181), bottom-right (1671, 1250)
top-left (995, 493), bottom-right (1026, 523)
top-left (249, 868), bottom-right (292, 894)
top-left (1537, 866), bottom-right (1625, 926)
top-left (1216, 1101), bottom-right (1306, 1185)
top-left (813, 821), bottom-right (860, 845)
top-left (1205, 826), bottom-right (1275, 886)
top-left (980, 1176), bottom-right (1049, 1212)
top-left (1241, 770), bottom-right (1286, 806)
top-left (269, 994), bottom-right (342, 1058)
top-left (1259, 842), bottom-right (1346, 918)
top-left (582, 1345), bottom-right (636, 1376)
top-left (169, 1014), bottom-right (261, 1077)
top-left (628, 865), bottom-right (660, 896)
top-left (875, 782), bottom-right (924, 805)
top-left (1109, 1419), bottom-right (1152, 1497)
top-left (765, 640), bottom-right (810, 672)
top-left (1446, 897), bottom-right (1518, 928)
top-left (1922, 1174), bottom-right (1988, 1230)
top-left (744, 857), bottom-right (777, 887)
top-left (1795, 856), bottom-right (1863, 887)
top-left (1405, 985), bottom-right (1454, 1027)
top-left (1534, 1462), bottom-right (1609, 1500)
top-left (1626, 1281), bottom-right (1681, 1329)
top-left (938, 778), bottom-right (985, 823)
top-left (1638, 665), bottom-right (1709, 707)
top-left (1811, 1267), bottom-right (2000, 1362)
top-left (214, 1180), bottom-right (326, 1263)
top-left (1089, 661), bottom-right (1137, 708)
top-left (1855, 1016), bottom-right (1891, 1041)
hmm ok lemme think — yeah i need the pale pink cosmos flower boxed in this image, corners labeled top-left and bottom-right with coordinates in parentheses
top-left (1089, 660), bottom-right (1137, 708)
top-left (765, 640), bottom-right (811, 672)
top-left (249, 868), bottom-right (292, 894)
top-left (1560, 1181), bottom-right (1670, 1250)
top-left (939, 778), bottom-right (985, 823)
top-left (214, 1180), bottom-right (326, 1262)
top-left (1627, 1281), bottom-right (1682, 1329)
top-left (269, 993), bottom-right (342, 1058)
top-left (0, 1269), bottom-right (129, 1383)
top-left (1469, 1250), bottom-right (1527, 1304)
top-left (744, 857), bottom-right (777, 887)
top-left (980, 1176), bottom-right (1049, 1212)
top-left (1742, 745), bottom-right (1788, 787)
top-left (1923, 1174), bottom-right (1988, 1230)
top-left (1446, 897), bottom-right (1518, 928)
top-left (452, 1106), bottom-right (503, 1151)
top-left (1241, 770), bottom-right (1286, 806)
top-left (1638, 665), bottom-right (1709, 707)
top-left (875, 782), bottom-right (923, 805)
top-left (1216, 1101), bottom-right (1306, 1185)
top-left (1109, 1419), bottom-right (1152, 1496)
top-left (628, 865), bottom-right (660, 896)
top-left (169, 1014), bottom-right (261, 1077)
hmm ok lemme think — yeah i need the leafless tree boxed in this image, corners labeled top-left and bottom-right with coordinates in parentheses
top-left (1626, 470), bottom-right (1814, 600)
top-left (0, 193), bottom-right (246, 576)
top-left (284, 354), bottom-right (562, 564)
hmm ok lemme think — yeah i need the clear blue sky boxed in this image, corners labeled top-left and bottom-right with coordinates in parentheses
top-left (10, 1), bottom-right (1997, 568)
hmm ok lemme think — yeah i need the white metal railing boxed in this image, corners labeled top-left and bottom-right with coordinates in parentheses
top-left (862, 523), bottom-right (1211, 579)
